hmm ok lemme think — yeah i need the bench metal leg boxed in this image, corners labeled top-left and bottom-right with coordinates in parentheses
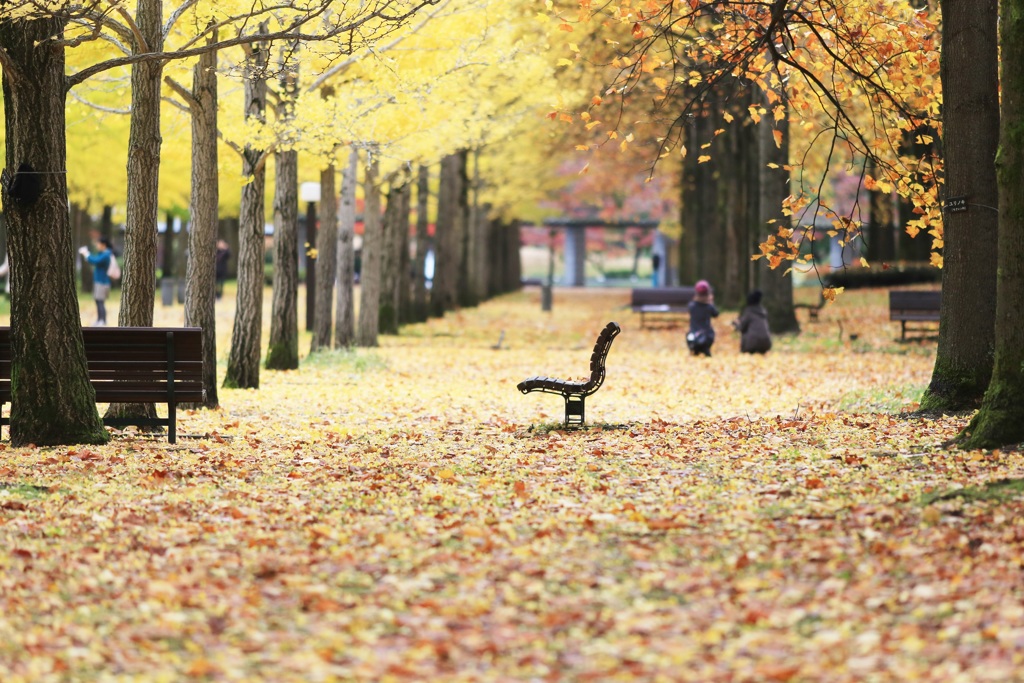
top-left (564, 395), bottom-right (585, 427)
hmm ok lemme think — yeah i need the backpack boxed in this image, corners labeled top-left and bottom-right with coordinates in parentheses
top-left (107, 254), bottom-right (121, 281)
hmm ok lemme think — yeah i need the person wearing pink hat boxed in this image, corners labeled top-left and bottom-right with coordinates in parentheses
top-left (686, 279), bottom-right (719, 356)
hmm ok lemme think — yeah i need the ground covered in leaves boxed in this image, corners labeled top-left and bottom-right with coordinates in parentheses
top-left (2, 288), bottom-right (1022, 681)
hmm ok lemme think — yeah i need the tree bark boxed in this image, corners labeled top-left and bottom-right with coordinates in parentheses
top-left (311, 163), bottom-right (337, 351)
top-left (757, 74), bottom-right (800, 334)
top-left (334, 147), bottom-right (358, 348)
top-left (411, 164), bottom-right (430, 322)
top-left (224, 40), bottom-right (268, 389)
top-left (107, 0), bottom-right (164, 422)
top-left (183, 44), bottom-right (220, 408)
top-left (266, 148), bottom-right (299, 369)
top-left (379, 174), bottom-right (406, 335)
top-left (119, 0), bottom-right (162, 330)
top-left (431, 152), bottom-right (466, 316)
top-left (0, 17), bottom-right (108, 446)
top-left (920, 1), bottom-right (999, 412)
top-left (959, 0), bottom-right (1024, 448)
top-left (266, 47), bottom-right (300, 370)
top-left (357, 155), bottom-right (382, 347)
top-left (461, 149), bottom-right (482, 308)
top-left (398, 181), bottom-right (413, 324)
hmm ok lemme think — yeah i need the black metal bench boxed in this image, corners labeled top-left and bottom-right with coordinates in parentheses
top-left (889, 290), bottom-right (941, 340)
top-left (0, 327), bottom-right (204, 443)
top-left (517, 322), bottom-right (620, 426)
top-left (630, 287), bottom-right (695, 327)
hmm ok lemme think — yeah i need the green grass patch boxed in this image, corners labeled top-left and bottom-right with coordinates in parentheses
top-left (302, 348), bottom-right (388, 373)
top-left (837, 383), bottom-right (924, 413)
top-left (0, 481), bottom-right (54, 498)
top-left (921, 477), bottom-right (1024, 505)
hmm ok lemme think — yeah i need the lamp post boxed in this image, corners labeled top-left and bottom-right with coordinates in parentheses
top-left (300, 182), bottom-right (320, 332)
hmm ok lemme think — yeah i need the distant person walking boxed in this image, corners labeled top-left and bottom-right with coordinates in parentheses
top-left (735, 289), bottom-right (772, 354)
top-left (651, 252), bottom-right (661, 287)
top-left (686, 279), bottom-right (719, 356)
top-left (79, 236), bottom-right (113, 326)
top-left (215, 239), bottom-right (231, 299)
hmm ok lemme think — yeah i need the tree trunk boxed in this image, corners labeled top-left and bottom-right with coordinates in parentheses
top-left (266, 149), bottom-right (299, 369)
top-left (162, 212), bottom-right (175, 280)
top-left (107, 0), bottom-right (164, 422)
top-left (0, 17), bottom-right (107, 445)
top-left (183, 45), bottom-right (220, 408)
top-left (357, 155), bottom-right (382, 347)
top-left (411, 164), bottom-right (430, 322)
top-left (958, 0), bottom-right (1024, 448)
top-left (224, 41), bottom-right (268, 389)
top-left (379, 174), bottom-right (406, 335)
top-left (119, 0), bottom-right (162, 330)
top-left (398, 183), bottom-right (413, 323)
top-left (757, 74), bottom-right (800, 334)
top-left (431, 152), bottom-right (465, 316)
top-left (920, 1), bottom-right (999, 412)
top-left (461, 150), bottom-right (482, 307)
top-left (267, 43), bottom-right (300, 370)
top-left (334, 147), bottom-right (357, 348)
top-left (311, 163), bottom-right (337, 351)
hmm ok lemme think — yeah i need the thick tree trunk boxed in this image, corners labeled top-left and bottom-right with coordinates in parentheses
top-left (311, 164), bottom-right (337, 351)
top-left (921, 1), bottom-right (999, 412)
top-left (0, 17), bottom-right (107, 446)
top-left (379, 175), bottom-right (406, 335)
top-left (266, 149), bottom-right (299, 369)
top-left (266, 47), bottom-right (299, 370)
top-left (119, 0), bottom-right (162, 330)
top-left (959, 0), bottom-right (1024, 448)
top-left (107, 0), bottom-right (164, 422)
top-left (357, 156), bottom-right (382, 347)
top-left (431, 152), bottom-right (466, 316)
top-left (183, 45), bottom-right (220, 408)
top-left (224, 42), bottom-right (268, 389)
top-left (334, 147), bottom-right (357, 348)
top-left (411, 164), bottom-right (430, 322)
top-left (757, 77), bottom-right (800, 334)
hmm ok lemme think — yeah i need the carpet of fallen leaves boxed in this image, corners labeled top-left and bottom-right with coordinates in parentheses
top-left (2, 287), bottom-right (1023, 682)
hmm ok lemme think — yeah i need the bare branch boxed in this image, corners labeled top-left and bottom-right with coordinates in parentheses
top-left (163, 76), bottom-right (198, 110)
top-left (116, 6), bottom-right (149, 53)
top-left (66, 0), bottom-right (443, 90)
top-left (68, 89), bottom-right (131, 115)
top-left (164, 0), bottom-right (201, 36)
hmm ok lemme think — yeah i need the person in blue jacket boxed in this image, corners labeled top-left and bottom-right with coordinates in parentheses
top-left (686, 279), bottom-right (719, 357)
top-left (79, 236), bottom-right (113, 326)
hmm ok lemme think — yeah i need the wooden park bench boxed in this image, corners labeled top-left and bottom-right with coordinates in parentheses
top-left (517, 322), bottom-right (620, 426)
top-left (0, 327), bottom-right (204, 443)
top-left (630, 287), bottom-right (695, 327)
top-left (889, 290), bottom-right (941, 340)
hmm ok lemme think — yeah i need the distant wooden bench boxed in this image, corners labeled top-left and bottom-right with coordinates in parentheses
top-left (889, 290), bottom-right (941, 340)
top-left (631, 287), bottom-right (695, 327)
top-left (517, 322), bottom-right (620, 426)
top-left (0, 327), bottom-right (204, 443)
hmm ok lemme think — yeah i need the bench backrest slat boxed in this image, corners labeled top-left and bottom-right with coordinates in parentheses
top-left (631, 287), bottom-right (696, 307)
top-left (0, 328), bottom-right (203, 399)
top-left (889, 290), bottom-right (941, 310)
top-left (587, 322), bottom-right (621, 391)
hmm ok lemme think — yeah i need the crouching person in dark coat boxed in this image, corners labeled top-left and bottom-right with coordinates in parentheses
top-left (735, 289), bottom-right (772, 354)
